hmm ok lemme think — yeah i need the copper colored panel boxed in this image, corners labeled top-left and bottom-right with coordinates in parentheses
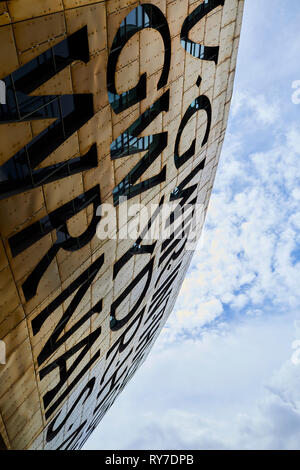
top-left (0, 238), bottom-right (8, 272)
top-left (0, 187), bottom-right (46, 238)
top-left (0, 305), bottom-right (25, 341)
top-left (37, 133), bottom-right (80, 168)
top-left (0, 25), bottom-right (19, 77)
top-left (8, 0), bottom-right (64, 22)
top-left (0, 266), bottom-right (20, 318)
top-left (0, 122), bottom-right (32, 164)
top-left (32, 66), bottom-right (73, 96)
top-left (13, 13), bottom-right (66, 65)
top-left (43, 173), bottom-right (84, 212)
top-left (167, 0), bottom-right (188, 38)
top-left (63, 0), bottom-right (104, 9)
top-left (65, 3), bottom-right (107, 56)
top-left (0, 7), bottom-right (11, 27)
top-left (71, 50), bottom-right (108, 113)
top-left (0, 420), bottom-right (9, 450)
top-left (106, 0), bottom-right (138, 16)
top-left (140, 29), bottom-right (165, 78)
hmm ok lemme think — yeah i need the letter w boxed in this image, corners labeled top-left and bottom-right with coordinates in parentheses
top-left (0, 26), bottom-right (97, 200)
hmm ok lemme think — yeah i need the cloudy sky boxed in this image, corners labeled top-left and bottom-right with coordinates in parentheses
top-left (83, 0), bottom-right (300, 450)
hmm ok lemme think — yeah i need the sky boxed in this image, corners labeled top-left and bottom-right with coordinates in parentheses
top-left (83, 0), bottom-right (300, 450)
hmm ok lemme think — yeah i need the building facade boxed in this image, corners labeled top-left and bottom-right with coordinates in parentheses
top-left (0, 0), bottom-right (244, 450)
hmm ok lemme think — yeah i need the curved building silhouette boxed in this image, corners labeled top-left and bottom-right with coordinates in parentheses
top-left (0, 0), bottom-right (244, 449)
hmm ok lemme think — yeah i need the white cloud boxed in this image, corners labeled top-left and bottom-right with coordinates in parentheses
top-left (84, 314), bottom-right (298, 450)
top-left (232, 91), bottom-right (280, 125)
top-left (176, 298), bottom-right (223, 329)
top-left (163, 92), bottom-right (300, 342)
top-left (86, 85), bottom-right (300, 448)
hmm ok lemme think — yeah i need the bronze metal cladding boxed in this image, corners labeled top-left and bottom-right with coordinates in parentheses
top-left (0, 0), bottom-right (244, 450)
